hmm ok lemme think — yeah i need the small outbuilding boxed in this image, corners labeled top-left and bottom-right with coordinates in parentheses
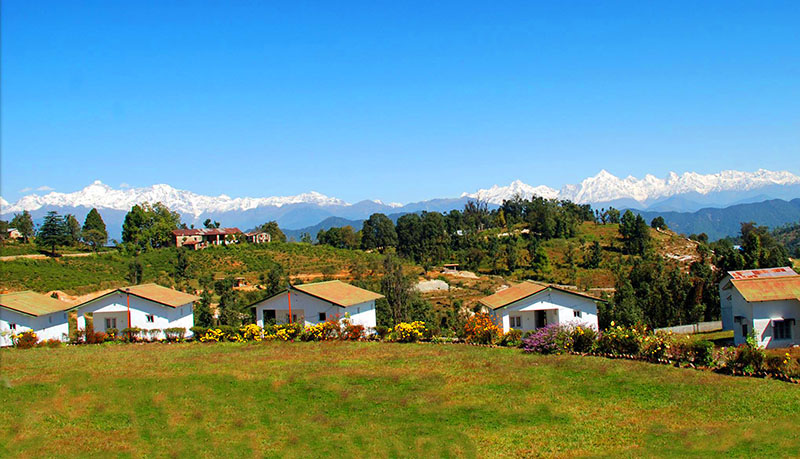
top-left (75, 284), bottom-right (199, 339)
top-left (0, 291), bottom-right (72, 346)
top-left (720, 267), bottom-right (799, 348)
top-left (480, 281), bottom-right (604, 333)
top-left (250, 280), bottom-right (383, 329)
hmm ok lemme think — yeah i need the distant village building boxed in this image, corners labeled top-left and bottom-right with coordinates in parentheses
top-left (172, 228), bottom-right (243, 250)
top-left (249, 280), bottom-right (383, 329)
top-left (245, 231), bottom-right (271, 244)
top-left (5, 228), bottom-right (23, 241)
top-left (720, 267), bottom-right (799, 348)
top-left (0, 291), bottom-right (72, 346)
top-left (480, 281), bottom-right (604, 333)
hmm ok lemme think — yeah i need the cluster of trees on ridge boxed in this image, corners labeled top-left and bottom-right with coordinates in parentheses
top-left (0, 209), bottom-right (108, 254)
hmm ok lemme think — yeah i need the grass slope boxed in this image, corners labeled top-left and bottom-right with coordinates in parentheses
top-left (0, 243), bottom-right (389, 295)
top-left (2, 342), bottom-right (799, 457)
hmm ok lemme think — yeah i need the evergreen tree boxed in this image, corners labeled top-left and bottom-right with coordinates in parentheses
top-left (36, 211), bottom-right (68, 255)
top-left (65, 214), bottom-right (82, 246)
top-left (194, 290), bottom-right (214, 327)
top-left (81, 208), bottom-right (108, 251)
top-left (583, 241), bottom-right (603, 268)
top-left (300, 232), bottom-right (312, 244)
top-left (174, 248), bottom-right (190, 281)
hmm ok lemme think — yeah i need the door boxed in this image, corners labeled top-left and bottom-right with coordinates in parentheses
top-left (535, 310), bottom-right (547, 329)
top-left (263, 309), bottom-right (276, 325)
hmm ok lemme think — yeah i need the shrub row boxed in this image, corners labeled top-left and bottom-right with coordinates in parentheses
top-left (521, 322), bottom-right (800, 378)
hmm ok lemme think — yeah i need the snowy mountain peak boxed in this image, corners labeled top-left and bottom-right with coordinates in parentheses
top-left (0, 182), bottom-right (349, 218)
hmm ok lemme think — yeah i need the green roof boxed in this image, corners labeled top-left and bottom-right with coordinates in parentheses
top-left (0, 291), bottom-right (72, 317)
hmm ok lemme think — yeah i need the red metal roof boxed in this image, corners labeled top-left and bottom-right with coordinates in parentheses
top-left (728, 267), bottom-right (797, 280)
top-left (731, 275), bottom-right (800, 303)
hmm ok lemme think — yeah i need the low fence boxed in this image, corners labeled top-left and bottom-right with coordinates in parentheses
top-left (654, 321), bottom-right (722, 334)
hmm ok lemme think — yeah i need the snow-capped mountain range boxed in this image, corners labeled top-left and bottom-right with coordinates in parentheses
top-left (463, 169), bottom-right (800, 205)
top-left (2, 169), bottom-right (799, 236)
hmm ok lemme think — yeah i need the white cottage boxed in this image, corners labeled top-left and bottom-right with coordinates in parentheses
top-left (0, 291), bottom-right (72, 346)
top-left (719, 267), bottom-right (799, 348)
top-left (76, 284), bottom-right (199, 338)
top-left (481, 281), bottom-right (603, 333)
top-left (250, 280), bottom-right (383, 329)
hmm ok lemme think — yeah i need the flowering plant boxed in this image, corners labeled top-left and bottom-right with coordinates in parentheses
top-left (392, 321), bottom-right (426, 343)
top-left (464, 313), bottom-right (500, 345)
top-left (12, 330), bottom-right (39, 349)
top-left (521, 324), bottom-right (572, 354)
top-left (597, 322), bottom-right (645, 355)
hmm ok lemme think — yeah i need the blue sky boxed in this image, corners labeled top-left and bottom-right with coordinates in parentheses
top-left (2, 1), bottom-right (799, 204)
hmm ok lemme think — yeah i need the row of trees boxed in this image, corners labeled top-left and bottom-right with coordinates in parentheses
top-left (2, 209), bottom-right (108, 254)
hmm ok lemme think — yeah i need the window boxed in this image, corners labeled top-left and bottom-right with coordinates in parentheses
top-left (774, 320), bottom-right (793, 340)
top-left (264, 309), bottom-right (276, 325)
top-left (573, 310), bottom-right (583, 318)
top-left (356, 307), bottom-right (360, 314)
top-left (146, 314), bottom-right (155, 323)
top-left (9, 323), bottom-right (16, 330)
top-left (49, 316), bottom-right (53, 323)
top-left (105, 318), bottom-right (117, 329)
top-left (741, 323), bottom-right (748, 338)
top-left (510, 316), bottom-right (521, 328)
top-left (319, 312), bottom-right (326, 322)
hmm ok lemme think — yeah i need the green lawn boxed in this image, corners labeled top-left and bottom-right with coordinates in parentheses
top-left (1, 342), bottom-right (799, 457)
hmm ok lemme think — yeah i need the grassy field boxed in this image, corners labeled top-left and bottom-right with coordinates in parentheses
top-left (2, 343), bottom-right (799, 457)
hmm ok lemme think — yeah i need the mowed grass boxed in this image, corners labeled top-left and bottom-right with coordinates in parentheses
top-left (1, 343), bottom-right (799, 458)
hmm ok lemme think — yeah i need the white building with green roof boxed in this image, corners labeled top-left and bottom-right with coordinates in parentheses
top-left (0, 291), bottom-right (72, 346)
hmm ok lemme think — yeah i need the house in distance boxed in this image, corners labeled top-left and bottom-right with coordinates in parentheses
top-left (172, 228), bottom-right (244, 250)
top-left (480, 280), bottom-right (604, 333)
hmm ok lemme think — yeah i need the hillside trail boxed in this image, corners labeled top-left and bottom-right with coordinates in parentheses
top-left (0, 252), bottom-right (102, 261)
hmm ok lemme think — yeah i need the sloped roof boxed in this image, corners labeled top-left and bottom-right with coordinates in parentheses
top-left (479, 280), bottom-right (606, 310)
top-left (292, 280), bottom-right (384, 307)
top-left (79, 284), bottom-right (200, 309)
top-left (728, 267), bottom-right (797, 280)
top-left (0, 291), bottom-right (72, 317)
top-left (731, 275), bottom-right (800, 303)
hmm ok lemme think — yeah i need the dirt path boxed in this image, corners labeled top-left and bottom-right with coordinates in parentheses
top-left (0, 251), bottom-right (110, 261)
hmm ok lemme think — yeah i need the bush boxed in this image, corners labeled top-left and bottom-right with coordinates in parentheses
top-left (86, 331), bottom-right (108, 344)
top-left (145, 329), bottom-right (162, 342)
top-left (190, 326), bottom-right (208, 339)
top-left (726, 334), bottom-right (765, 373)
top-left (570, 325), bottom-right (598, 353)
top-left (71, 328), bottom-right (86, 344)
top-left (690, 340), bottom-right (714, 366)
top-left (521, 324), bottom-right (572, 354)
top-left (597, 323), bottom-right (645, 355)
top-left (640, 332), bottom-right (674, 361)
top-left (164, 327), bottom-right (186, 342)
top-left (392, 321), bottom-right (426, 343)
top-left (41, 338), bottom-right (62, 348)
top-left (275, 322), bottom-right (303, 341)
top-left (464, 313), bottom-right (500, 345)
top-left (374, 325), bottom-right (390, 340)
top-left (106, 328), bottom-right (119, 340)
top-left (13, 330), bottom-right (39, 349)
top-left (341, 322), bottom-right (365, 341)
top-left (498, 329), bottom-right (523, 347)
top-left (239, 324), bottom-right (262, 341)
top-left (121, 327), bottom-right (142, 342)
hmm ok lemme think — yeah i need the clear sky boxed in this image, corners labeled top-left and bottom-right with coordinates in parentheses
top-left (2, 1), bottom-right (798, 204)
